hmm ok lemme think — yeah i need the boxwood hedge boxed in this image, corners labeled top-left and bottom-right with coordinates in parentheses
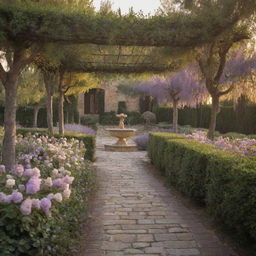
top-left (148, 132), bottom-right (256, 246)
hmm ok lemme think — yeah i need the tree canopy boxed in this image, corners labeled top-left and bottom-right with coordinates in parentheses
top-left (0, 0), bottom-right (254, 48)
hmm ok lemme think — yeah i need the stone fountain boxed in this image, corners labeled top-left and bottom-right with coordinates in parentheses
top-left (104, 113), bottom-right (138, 152)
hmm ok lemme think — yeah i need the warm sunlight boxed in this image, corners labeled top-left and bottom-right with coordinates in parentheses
top-left (93, 0), bottom-right (161, 14)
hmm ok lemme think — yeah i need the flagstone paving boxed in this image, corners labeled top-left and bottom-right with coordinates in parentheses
top-left (81, 136), bottom-right (238, 256)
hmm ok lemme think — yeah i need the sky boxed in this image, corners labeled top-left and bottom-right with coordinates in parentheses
top-left (93, 0), bottom-right (161, 14)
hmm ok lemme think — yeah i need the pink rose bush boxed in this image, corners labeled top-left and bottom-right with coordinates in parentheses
top-left (185, 130), bottom-right (256, 156)
top-left (0, 133), bottom-right (94, 255)
top-left (0, 134), bottom-right (86, 217)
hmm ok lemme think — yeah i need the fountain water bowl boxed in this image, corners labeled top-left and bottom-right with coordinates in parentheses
top-left (104, 113), bottom-right (138, 152)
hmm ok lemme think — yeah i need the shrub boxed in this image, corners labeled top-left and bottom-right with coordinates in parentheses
top-left (142, 111), bottom-right (156, 125)
top-left (154, 106), bottom-right (172, 123)
top-left (80, 115), bottom-right (99, 127)
top-left (16, 128), bottom-right (96, 161)
top-left (0, 134), bottom-right (95, 255)
top-left (99, 111), bottom-right (118, 125)
top-left (148, 133), bottom-right (256, 247)
top-left (126, 111), bottom-right (143, 125)
top-left (147, 132), bottom-right (184, 172)
top-left (117, 101), bottom-right (127, 114)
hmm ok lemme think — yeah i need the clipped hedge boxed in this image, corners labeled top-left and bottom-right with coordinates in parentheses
top-left (148, 132), bottom-right (256, 246)
top-left (147, 132), bottom-right (184, 172)
top-left (16, 128), bottom-right (96, 161)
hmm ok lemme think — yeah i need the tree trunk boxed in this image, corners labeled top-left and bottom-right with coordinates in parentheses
top-left (173, 100), bottom-right (178, 133)
top-left (2, 76), bottom-right (18, 170)
top-left (33, 104), bottom-right (41, 128)
top-left (58, 90), bottom-right (64, 135)
top-left (58, 72), bottom-right (65, 136)
top-left (46, 93), bottom-right (54, 135)
top-left (43, 72), bottom-right (55, 135)
top-left (207, 96), bottom-right (219, 140)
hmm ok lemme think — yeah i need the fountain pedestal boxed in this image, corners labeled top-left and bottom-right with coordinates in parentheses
top-left (104, 113), bottom-right (138, 152)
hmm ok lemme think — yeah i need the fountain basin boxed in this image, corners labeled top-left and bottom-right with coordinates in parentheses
top-left (104, 128), bottom-right (138, 152)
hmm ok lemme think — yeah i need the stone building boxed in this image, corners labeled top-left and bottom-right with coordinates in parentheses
top-left (77, 82), bottom-right (140, 117)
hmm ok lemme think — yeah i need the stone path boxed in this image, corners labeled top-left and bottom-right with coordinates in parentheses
top-left (81, 136), bottom-right (238, 256)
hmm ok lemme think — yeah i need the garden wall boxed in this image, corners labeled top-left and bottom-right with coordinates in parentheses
top-left (148, 132), bottom-right (256, 247)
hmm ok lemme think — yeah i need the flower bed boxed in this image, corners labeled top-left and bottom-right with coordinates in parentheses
top-left (148, 132), bottom-right (256, 248)
top-left (0, 133), bottom-right (94, 255)
top-left (185, 130), bottom-right (256, 156)
top-left (16, 128), bottom-right (96, 161)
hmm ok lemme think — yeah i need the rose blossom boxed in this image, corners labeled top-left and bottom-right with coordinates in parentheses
top-left (40, 198), bottom-right (52, 216)
top-left (62, 189), bottom-right (71, 199)
top-left (26, 177), bottom-right (41, 194)
top-left (32, 168), bottom-right (41, 177)
top-left (6, 179), bottom-right (15, 188)
top-left (23, 169), bottom-right (34, 177)
top-left (11, 191), bottom-right (23, 203)
top-left (52, 169), bottom-right (59, 176)
top-left (32, 199), bottom-right (40, 209)
top-left (52, 178), bottom-right (64, 188)
top-left (44, 177), bottom-right (53, 187)
top-left (3, 194), bottom-right (13, 203)
top-left (13, 164), bottom-right (24, 177)
top-left (53, 193), bottom-right (63, 203)
top-left (47, 193), bottom-right (54, 200)
top-left (20, 199), bottom-right (32, 215)
top-left (63, 176), bottom-right (74, 185)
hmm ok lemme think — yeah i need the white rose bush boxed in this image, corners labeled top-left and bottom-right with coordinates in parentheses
top-left (0, 133), bottom-right (94, 256)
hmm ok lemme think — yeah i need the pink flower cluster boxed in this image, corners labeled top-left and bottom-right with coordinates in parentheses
top-left (0, 163), bottom-right (74, 216)
top-left (185, 130), bottom-right (256, 156)
top-left (0, 134), bottom-right (86, 217)
top-left (16, 134), bottom-right (85, 171)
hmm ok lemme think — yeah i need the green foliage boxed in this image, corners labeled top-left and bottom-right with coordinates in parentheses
top-left (155, 106), bottom-right (172, 123)
top-left (16, 128), bottom-right (96, 161)
top-left (99, 111), bottom-right (118, 125)
top-left (0, 162), bottom-right (95, 256)
top-left (126, 111), bottom-right (143, 125)
top-left (148, 132), bottom-right (256, 247)
top-left (15, 107), bottom-right (49, 128)
top-left (222, 132), bottom-right (248, 139)
top-left (117, 101), bottom-right (127, 114)
top-left (16, 107), bottom-right (34, 127)
top-left (99, 111), bottom-right (143, 125)
top-left (80, 114), bottom-right (99, 127)
top-left (17, 68), bottom-right (45, 106)
top-left (147, 132), bottom-right (184, 172)
top-left (0, 0), bottom-right (253, 48)
top-left (155, 104), bottom-right (256, 134)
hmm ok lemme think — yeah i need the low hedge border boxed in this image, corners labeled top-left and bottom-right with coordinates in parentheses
top-left (148, 132), bottom-right (256, 247)
top-left (16, 128), bottom-right (96, 161)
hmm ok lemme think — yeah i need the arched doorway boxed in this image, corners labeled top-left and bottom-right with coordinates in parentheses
top-left (84, 88), bottom-right (105, 114)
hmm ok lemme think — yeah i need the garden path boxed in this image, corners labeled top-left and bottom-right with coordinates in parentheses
top-left (81, 136), bottom-right (238, 256)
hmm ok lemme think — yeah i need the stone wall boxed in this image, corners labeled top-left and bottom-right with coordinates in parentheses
top-left (78, 82), bottom-right (140, 116)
